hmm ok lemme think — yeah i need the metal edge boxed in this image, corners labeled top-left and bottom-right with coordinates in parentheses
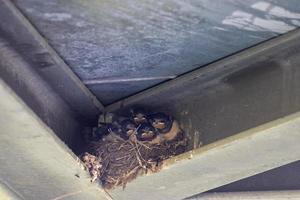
top-left (0, 79), bottom-right (109, 200)
top-left (4, 0), bottom-right (104, 116)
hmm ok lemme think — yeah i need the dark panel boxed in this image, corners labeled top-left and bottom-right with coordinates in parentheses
top-left (13, 0), bottom-right (300, 103)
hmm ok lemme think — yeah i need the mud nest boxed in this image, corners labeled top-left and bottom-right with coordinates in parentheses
top-left (81, 109), bottom-right (187, 190)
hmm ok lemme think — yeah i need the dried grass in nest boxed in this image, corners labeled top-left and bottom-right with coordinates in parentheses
top-left (82, 133), bottom-right (187, 190)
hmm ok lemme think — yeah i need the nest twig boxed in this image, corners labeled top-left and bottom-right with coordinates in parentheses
top-left (82, 132), bottom-right (187, 190)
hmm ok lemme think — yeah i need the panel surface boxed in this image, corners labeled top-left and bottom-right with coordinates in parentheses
top-left (13, 0), bottom-right (300, 104)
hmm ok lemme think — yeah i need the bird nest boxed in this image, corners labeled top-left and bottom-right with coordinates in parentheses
top-left (82, 131), bottom-right (187, 190)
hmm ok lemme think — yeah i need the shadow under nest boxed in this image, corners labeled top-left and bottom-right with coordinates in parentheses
top-left (82, 131), bottom-right (187, 190)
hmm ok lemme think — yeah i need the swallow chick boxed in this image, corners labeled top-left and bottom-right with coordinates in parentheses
top-left (93, 123), bottom-right (110, 141)
top-left (136, 122), bottom-right (157, 142)
top-left (148, 112), bottom-right (181, 142)
top-left (120, 119), bottom-right (137, 140)
top-left (130, 107), bottom-right (148, 125)
top-left (94, 123), bottom-right (120, 141)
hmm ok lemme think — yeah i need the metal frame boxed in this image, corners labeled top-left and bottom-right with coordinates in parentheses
top-left (0, 0), bottom-right (103, 120)
top-left (0, 79), bottom-right (108, 200)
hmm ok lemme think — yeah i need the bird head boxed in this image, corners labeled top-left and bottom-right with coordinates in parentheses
top-left (120, 119), bottom-right (137, 140)
top-left (93, 123), bottom-right (110, 140)
top-left (136, 122), bottom-right (157, 141)
top-left (130, 107), bottom-right (148, 124)
top-left (148, 112), bottom-right (173, 134)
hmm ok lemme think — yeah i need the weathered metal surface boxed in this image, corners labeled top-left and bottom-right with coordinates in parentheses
top-left (110, 112), bottom-right (300, 200)
top-left (0, 35), bottom-right (86, 152)
top-left (0, 0), bottom-right (103, 118)
top-left (0, 79), bottom-right (108, 200)
top-left (12, 0), bottom-right (300, 104)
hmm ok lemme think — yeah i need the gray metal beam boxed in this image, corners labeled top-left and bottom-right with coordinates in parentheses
top-left (0, 79), bottom-right (108, 200)
top-left (0, 37), bottom-right (85, 151)
top-left (0, 0), bottom-right (103, 119)
top-left (110, 111), bottom-right (300, 200)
